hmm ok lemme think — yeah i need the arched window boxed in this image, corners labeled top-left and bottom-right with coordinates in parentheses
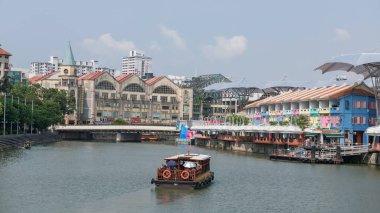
top-left (124, 83), bottom-right (145, 92)
top-left (153, 85), bottom-right (176, 94)
top-left (95, 81), bottom-right (115, 90)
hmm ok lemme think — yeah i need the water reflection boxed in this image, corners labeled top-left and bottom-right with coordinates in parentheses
top-left (0, 148), bottom-right (25, 167)
top-left (153, 186), bottom-right (195, 205)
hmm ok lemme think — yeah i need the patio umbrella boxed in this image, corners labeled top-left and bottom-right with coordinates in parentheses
top-left (315, 53), bottom-right (380, 121)
top-left (183, 161), bottom-right (196, 168)
top-left (167, 160), bottom-right (177, 166)
top-left (315, 53), bottom-right (380, 80)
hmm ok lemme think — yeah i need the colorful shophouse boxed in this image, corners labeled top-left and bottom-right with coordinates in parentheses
top-left (244, 83), bottom-right (376, 145)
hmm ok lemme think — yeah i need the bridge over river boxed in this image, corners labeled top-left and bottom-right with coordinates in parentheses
top-left (55, 125), bottom-right (179, 142)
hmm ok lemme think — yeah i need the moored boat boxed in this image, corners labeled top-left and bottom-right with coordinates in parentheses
top-left (151, 153), bottom-right (214, 189)
top-left (141, 133), bottom-right (160, 141)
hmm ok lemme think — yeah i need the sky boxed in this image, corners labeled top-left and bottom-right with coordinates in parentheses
top-left (1, 0), bottom-right (380, 88)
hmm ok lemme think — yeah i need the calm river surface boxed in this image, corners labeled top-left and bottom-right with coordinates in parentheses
top-left (1, 141), bottom-right (380, 213)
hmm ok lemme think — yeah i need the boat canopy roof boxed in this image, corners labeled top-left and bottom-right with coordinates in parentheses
top-left (164, 153), bottom-right (211, 161)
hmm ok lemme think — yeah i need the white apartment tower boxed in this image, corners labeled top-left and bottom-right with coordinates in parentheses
top-left (30, 57), bottom-right (115, 77)
top-left (122, 50), bottom-right (152, 78)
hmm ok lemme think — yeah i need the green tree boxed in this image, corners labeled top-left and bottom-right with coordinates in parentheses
top-left (226, 114), bottom-right (250, 125)
top-left (2, 83), bottom-right (72, 133)
top-left (269, 121), bottom-right (277, 126)
top-left (294, 115), bottom-right (309, 131)
top-left (112, 118), bottom-right (128, 125)
top-left (279, 120), bottom-right (289, 126)
top-left (0, 76), bottom-right (12, 93)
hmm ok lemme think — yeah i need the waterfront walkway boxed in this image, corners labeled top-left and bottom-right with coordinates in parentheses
top-left (0, 133), bottom-right (59, 151)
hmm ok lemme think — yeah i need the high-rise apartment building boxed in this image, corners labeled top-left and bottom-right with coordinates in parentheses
top-left (30, 54), bottom-right (115, 77)
top-left (122, 50), bottom-right (152, 78)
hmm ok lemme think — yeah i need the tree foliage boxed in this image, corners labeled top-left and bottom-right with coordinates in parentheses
top-left (112, 118), bottom-right (128, 125)
top-left (0, 76), bottom-right (12, 94)
top-left (0, 83), bottom-right (73, 133)
top-left (294, 115), bottom-right (309, 130)
top-left (226, 114), bottom-right (250, 125)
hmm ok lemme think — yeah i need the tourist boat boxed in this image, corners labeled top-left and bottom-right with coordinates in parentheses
top-left (23, 141), bottom-right (31, 149)
top-left (151, 153), bottom-right (214, 189)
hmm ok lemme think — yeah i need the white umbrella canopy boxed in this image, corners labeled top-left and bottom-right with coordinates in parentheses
top-left (315, 53), bottom-right (380, 79)
top-left (183, 161), bottom-right (197, 168)
top-left (365, 125), bottom-right (380, 136)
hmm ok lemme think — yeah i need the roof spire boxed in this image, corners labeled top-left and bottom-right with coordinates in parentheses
top-left (63, 42), bottom-right (76, 65)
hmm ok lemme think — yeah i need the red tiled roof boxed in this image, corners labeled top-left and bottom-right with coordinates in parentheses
top-left (0, 48), bottom-right (12, 56)
top-left (79, 71), bottom-right (106, 80)
top-left (29, 76), bottom-right (43, 84)
top-left (144, 76), bottom-right (164, 85)
top-left (39, 71), bottom-right (57, 81)
top-left (29, 72), bottom-right (57, 84)
top-left (115, 73), bottom-right (135, 82)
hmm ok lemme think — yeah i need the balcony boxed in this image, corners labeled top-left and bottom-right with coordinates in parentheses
top-left (261, 112), bottom-right (268, 117)
top-left (300, 109), bottom-right (310, 114)
top-left (318, 108), bottom-right (330, 114)
top-left (330, 107), bottom-right (340, 113)
top-left (268, 111), bottom-right (276, 116)
top-left (291, 109), bottom-right (299, 116)
top-left (309, 108), bottom-right (319, 114)
top-left (254, 112), bottom-right (262, 118)
top-left (275, 110), bottom-right (283, 116)
top-left (283, 110), bottom-right (292, 115)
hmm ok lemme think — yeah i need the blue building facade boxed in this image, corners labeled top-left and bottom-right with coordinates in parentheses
top-left (245, 83), bottom-right (376, 145)
top-left (334, 94), bottom-right (376, 144)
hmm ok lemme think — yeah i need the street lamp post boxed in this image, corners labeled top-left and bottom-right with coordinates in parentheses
top-left (10, 95), bottom-right (13, 135)
top-left (149, 95), bottom-right (152, 124)
top-left (17, 97), bottom-right (19, 134)
top-left (24, 98), bottom-right (26, 134)
top-left (3, 94), bottom-right (6, 136)
top-left (31, 100), bottom-right (33, 134)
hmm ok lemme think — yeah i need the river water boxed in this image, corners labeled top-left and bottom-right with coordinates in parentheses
top-left (0, 141), bottom-right (380, 213)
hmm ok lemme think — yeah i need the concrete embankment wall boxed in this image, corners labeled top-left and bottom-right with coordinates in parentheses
top-left (195, 138), bottom-right (275, 155)
top-left (0, 132), bottom-right (60, 151)
top-left (365, 153), bottom-right (380, 165)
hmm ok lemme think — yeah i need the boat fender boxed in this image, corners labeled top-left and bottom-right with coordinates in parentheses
top-left (180, 170), bottom-right (190, 180)
top-left (162, 169), bottom-right (171, 179)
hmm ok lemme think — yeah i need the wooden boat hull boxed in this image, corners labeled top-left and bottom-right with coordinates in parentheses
top-left (151, 171), bottom-right (214, 189)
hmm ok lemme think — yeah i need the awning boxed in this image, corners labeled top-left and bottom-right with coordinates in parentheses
top-left (305, 133), bottom-right (319, 137)
top-left (324, 134), bottom-right (344, 138)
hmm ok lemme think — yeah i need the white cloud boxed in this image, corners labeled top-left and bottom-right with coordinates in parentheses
top-left (149, 41), bottom-right (161, 51)
top-left (160, 25), bottom-right (186, 49)
top-left (203, 36), bottom-right (248, 60)
top-left (333, 28), bottom-right (352, 41)
top-left (82, 33), bottom-right (136, 56)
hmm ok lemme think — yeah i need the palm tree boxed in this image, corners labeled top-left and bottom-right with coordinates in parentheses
top-left (294, 115), bottom-right (309, 145)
